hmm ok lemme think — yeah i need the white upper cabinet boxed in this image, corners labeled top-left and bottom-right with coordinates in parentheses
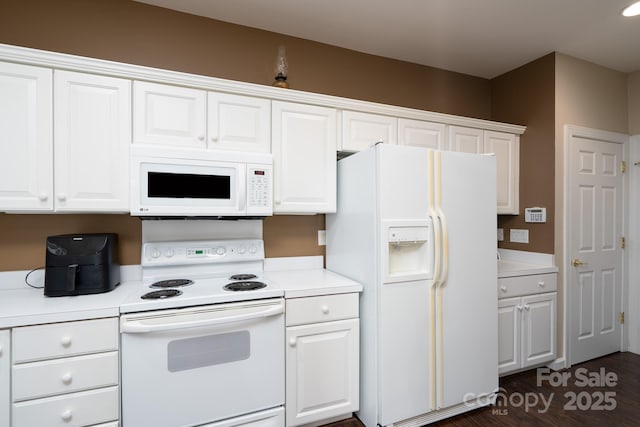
top-left (449, 126), bottom-right (520, 215)
top-left (484, 130), bottom-right (519, 215)
top-left (340, 111), bottom-right (397, 152)
top-left (272, 101), bottom-right (337, 214)
top-left (448, 125), bottom-right (484, 153)
top-left (54, 70), bottom-right (131, 212)
top-left (207, 92), bottom-right (271, 152)
top-left (0, 62), bottom-right (53, 211)
top-left (133, 81), bottom-right (206, 147)
top-left (398, 118), bottom-right (447, 150)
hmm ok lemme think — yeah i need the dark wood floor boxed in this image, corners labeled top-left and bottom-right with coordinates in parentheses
top-left (326, 351), bottom-right (640, 427)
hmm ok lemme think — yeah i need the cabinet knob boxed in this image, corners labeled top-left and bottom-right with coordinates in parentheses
top-left (198, 135), bottom-right (205, 141)
top-left (60, 336), bottom-right (72, 348)
top-left (538, 281), bottom-right (545, 287)
top-left (321, 305), bottom-right (330, 314)
top-left (211, 136), bottom-right (219, 142)
top-left (500, 286), bottom-right (507, 293)
top-left (61, 409), bottom-right (72, 422)
top-left (61, 372), bottom-right (73, 385)
top-left (289, 337), bottom-right (297, 347)
top-left (524, 304), bottom-right (530, 311)
top-left (57, 193), bottom-right (67, 202)
top-left (38, 193), bottom-right (48, 202)
top-left (517, 305), bottom-right (523, 311)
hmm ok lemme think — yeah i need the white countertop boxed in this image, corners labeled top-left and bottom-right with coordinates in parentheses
top-left (0, 257), bottom-right (362, 328)
top-left (497, 249), bottom-right (559, 278)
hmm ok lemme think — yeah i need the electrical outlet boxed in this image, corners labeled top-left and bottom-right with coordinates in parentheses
top-left (510, 229), bottom-right (529, 244)
top-left (318, 230), bottom-right (326, 246)
top-left (497, 228), bottom-right (504, 241)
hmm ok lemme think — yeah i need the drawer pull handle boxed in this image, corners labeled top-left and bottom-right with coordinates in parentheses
top-left (538, 281), bottom-right (545, 287)
top-left (321, 305), bottom-right (330, 314)
top-left (60, 336), bottom-right (72, 348)
top-left (500, 286), bottom-right (507, 293)
top-left (61, 373), bottom-right (72, 385)
top-left (61, 409), bottom-right (72, 422)
top-left (289, 337), bottom-right (297, 347)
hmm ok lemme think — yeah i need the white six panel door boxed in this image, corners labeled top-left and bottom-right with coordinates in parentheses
top-left (569, 136), bottom-right (623, 365)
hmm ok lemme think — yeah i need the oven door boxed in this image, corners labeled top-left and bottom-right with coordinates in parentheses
top-left (131, 157), bottom-right (245, 216)
top-left (120, 299), bottom-right (285, 427)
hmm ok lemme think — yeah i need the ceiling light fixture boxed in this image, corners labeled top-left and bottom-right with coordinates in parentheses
top-left (622, 1), bottom-right (640, 16)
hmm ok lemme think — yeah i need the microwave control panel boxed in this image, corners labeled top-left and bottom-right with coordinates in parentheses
top-left (248, 165), bottom-right (272, 209)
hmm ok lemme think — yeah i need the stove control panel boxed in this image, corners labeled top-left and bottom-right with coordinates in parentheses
top-left (142, 239), bottom-right (264, 266)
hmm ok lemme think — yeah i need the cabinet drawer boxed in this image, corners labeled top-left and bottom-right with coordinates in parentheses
top-left (13, 351), bottom-right (118, 402)
top-left (12, 386), bottom-right (119, 427)
top-left (286, 293), bottom-right (358, 326)
top-left (13, 318), bottom-right (118, 363)
top-left (498, 273), bottom-right (557, 299)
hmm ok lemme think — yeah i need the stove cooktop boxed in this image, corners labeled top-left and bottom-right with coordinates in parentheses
top-left (120, 239), bottom-right (284, 314)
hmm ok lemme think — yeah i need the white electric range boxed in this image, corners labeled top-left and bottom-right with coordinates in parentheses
top-left (119, 238), bottom-right (285, 427)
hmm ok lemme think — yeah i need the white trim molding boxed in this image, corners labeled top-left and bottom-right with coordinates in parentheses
top-left (0, 43), bottom-right (526, 135)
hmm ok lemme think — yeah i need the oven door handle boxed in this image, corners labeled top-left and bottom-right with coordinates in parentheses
top-left (120, 303), bottom-right (283, 334)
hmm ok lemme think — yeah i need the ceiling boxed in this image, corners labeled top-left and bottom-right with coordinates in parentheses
top-left (134, 0), bottom-right (640, 79)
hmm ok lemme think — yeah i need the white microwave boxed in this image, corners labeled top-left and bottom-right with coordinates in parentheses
top-left (130, 145), bottom-right (272, 218)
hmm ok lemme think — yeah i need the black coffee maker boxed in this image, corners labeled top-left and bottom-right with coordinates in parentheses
top-left (44, 233), bottom-right (120, 297)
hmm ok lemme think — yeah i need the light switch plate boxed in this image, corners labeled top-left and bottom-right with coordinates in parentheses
top-left (510, 229), bottom-right (529, 244)
top-left (497, 228), bottom-right (504, 241)
top-left (318, 230), bottom-right (326, 246)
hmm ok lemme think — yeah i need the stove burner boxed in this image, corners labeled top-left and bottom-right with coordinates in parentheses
top-left (150, 279), bottom-right (194, 288)
top-left (141, 289), bottom-right (183, 299)
top-left (224, 281), bottom-right (267, 292)
top-left (229, 273), bottom-right (258, 281)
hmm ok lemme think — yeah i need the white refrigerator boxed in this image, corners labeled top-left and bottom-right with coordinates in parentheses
top-left (326, 144), bottom-right (498, 427)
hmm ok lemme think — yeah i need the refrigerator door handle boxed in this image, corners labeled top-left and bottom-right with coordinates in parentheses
top-left (436, 209), bottom-right (449, 288)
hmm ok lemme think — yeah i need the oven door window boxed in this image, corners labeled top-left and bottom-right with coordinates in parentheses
top-left (167, 330), bottom-right (249, 372)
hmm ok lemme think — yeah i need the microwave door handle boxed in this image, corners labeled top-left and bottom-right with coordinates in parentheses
top-left (238, 166), bottom-right (247, 212)
top-left (120, 303), bottom-right (283, 334)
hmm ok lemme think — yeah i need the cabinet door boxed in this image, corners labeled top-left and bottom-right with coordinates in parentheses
top-left (286, 319), bottom-right (359, 427)
top-left (521, 292), bottom-right (556, 368)
top-left (272, 101), bottom-right (337, 213)
top-left (398, 118), bottom-right (446, 150)
top-left (498, 297), bottom-right (521, 375)
top-left (484, 131), bottom-right (519, 215)
top-left (133, 81), bottom-right (206, 147)
top-left (54, 70), bottom-right (131, 212)
top-left (1, 330), bottom-right (9, 427)
top-left (448, 125), bottom-right (483, 153)
top-left (0, 62), bottom-right (53, 211)
top-left (207, 92), bottom-right (271, 152)
top-left (341, 111), bottom-right (397, 152)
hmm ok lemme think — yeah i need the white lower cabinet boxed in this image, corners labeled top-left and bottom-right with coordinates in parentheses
top-left (498, 274), bottom-right (557, 375)
top-left (285, 294), bottom-right (359, 427)
top-left (1, 330), bottom-right (10, 427)
top-left (11, 318), bottom-right (120, 427)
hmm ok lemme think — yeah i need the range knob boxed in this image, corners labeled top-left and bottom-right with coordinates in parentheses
top-left (164, 248), bottom-right (175, 258)
top-left (249, 245), bottom-right (257, 254)
top-left (238, 246), bottom-right (246, 254)
top-left (151, 248), bottom-right (161, 259)
top-left (216, 247), bottom-right (226, 255)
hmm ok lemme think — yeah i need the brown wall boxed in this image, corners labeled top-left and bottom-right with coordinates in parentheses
top-left (491, 54), bottom-right (556, 254)
top-left (0, 0), bottom-right (492, 271)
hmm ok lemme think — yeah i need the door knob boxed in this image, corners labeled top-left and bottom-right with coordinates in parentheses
top-left (572, 258), bottom-right (587, 267)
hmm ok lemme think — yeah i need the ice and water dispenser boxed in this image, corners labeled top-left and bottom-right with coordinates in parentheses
top-left (384, 219), bottom-right (435, 283)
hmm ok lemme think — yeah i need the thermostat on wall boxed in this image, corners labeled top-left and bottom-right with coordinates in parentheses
top-left (525, 207), bottom-right (546, 223)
